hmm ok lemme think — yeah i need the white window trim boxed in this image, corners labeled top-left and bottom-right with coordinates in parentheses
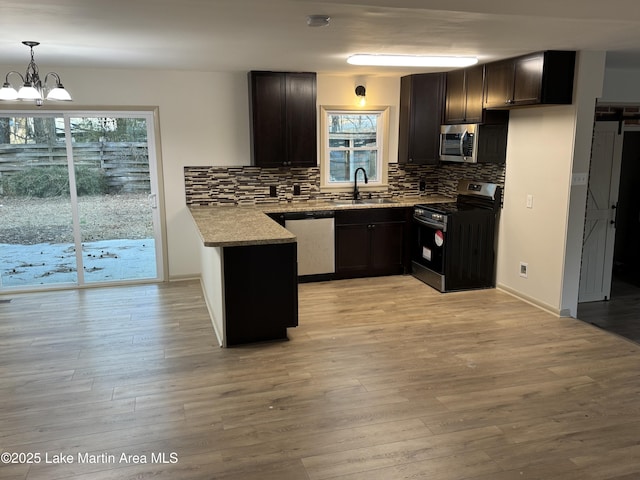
top-left (319, 105), bottom-right (390, 193)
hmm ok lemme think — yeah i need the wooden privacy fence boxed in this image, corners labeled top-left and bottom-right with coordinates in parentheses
top-left (0, 142), bottom-right (150, 194)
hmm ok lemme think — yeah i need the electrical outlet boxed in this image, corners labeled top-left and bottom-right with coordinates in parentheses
top-left (519, 262), bottom-right (528, 278)
top-left (269, 185), bottom-right (277, 197)
top-left (293, 184), bottom-right (301, 196)
top-left (419, 180), bottom-right (426, 192)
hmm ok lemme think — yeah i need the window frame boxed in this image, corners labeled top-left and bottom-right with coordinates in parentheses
top-left (319, 105), bottom-right (390, 192)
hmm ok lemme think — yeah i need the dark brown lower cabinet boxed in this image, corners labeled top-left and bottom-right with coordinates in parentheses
top-left (223, 242), bottom-right (298, 346)
top-left (335, 208), bottom-right (410, 279)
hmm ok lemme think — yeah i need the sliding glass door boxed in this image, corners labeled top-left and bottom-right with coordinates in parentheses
top-left (0, 111), bottom-right (163, 290)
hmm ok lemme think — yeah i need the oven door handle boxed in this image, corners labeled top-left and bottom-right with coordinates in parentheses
top-left (413, 215), bottom-right (446, 232)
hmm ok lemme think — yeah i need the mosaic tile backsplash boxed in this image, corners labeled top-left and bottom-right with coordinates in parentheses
top-left (184, 163), bottom-right (505, 205)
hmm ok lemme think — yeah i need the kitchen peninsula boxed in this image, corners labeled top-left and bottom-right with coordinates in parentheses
top-left (189, 197), bottom-right (450, 347)
top-left (189, 206), bottom-right (298, 347)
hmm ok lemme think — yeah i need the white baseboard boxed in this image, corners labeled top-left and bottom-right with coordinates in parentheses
top-left (168, 274), bottom-right (200, 282)
top-left (496, 283), bottom-right (562, 317)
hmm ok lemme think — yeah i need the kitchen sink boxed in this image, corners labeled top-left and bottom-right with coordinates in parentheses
top-left (331, 198), bottom-right (397, 206)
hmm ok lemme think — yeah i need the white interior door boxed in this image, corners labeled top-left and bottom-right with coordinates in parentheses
top-left (579, 121), bottom-right (623, 302)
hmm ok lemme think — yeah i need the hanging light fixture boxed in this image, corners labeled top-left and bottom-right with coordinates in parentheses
top-left (0, 41), bottom-right (72, 106)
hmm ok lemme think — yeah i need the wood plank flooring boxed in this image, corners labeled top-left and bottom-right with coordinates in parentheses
top-left (1, 275), bottom-right (640, 479)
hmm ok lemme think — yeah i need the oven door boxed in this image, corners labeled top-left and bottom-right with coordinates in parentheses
top-left (411, 215), bottom-right (447, 291)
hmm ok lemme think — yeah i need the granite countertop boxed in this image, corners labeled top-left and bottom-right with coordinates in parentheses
top-left (189, 206), bottom-right (296, 247)
top-left (257, 195), bottom-right (450, 213)
top-left (189, 195), bottom-right (452, 247)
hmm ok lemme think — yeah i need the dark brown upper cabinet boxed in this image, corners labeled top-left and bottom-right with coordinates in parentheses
top-left (483, 51), bottom-right (576, 109)
top-left (444, 64), bottom-right (485, 124)
top-left (398, 73), bottom-right (445, 165)
top-left (249, 71), bottom-right (317, 167)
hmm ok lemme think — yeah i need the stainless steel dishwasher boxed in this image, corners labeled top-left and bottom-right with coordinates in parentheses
top-left (283, 210), bottom-right (335, 282)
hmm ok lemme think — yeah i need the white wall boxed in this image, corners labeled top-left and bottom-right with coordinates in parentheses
top-left (497, 106), bottom-right (576, 312)
top-left (560, 52), bottom-right (606, 316)
top-left (496, 51), bottom-right (606, 316)
top-left (201, 245), bottom-right (225, 346)
top-left (317, 75), bottom-right (401, 163)
top-left (601, 67), bottom-right (640, 103)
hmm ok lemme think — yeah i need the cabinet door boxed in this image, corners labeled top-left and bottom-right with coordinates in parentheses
top-left (444, 69), bottom-right (466, 124)
top-left (512, 52), bottom-right (544, 105)
top-left (335, 223), bottom-right (370, 277)
top-left (476, 123), bottom-right (508, 164)
top-left (335, 208), bottom-right (410, 278)
top-left (249, 72), bottom-right (286, 167)
top-left (483, 59), bottom-right (514, 108)
top-left (537, 51), bottom-right (576, 105)
top-left (286, 73), bottom-right (317, 167)
top-left (463, 64), bottom-right (485, 123)
top-left (398, 73), bottom-right (445, 164)
top-left (224, 243), bottom-right (298, 346)
top-left (483, 51), bottom-right (575, 109)
top-left (370, 221), bottom-right (406, 275)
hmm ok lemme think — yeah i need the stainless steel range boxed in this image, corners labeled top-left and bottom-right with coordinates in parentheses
top-left (412, 180), bottom-right (501, 292)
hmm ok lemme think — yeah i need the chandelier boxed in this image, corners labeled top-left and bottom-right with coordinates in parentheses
top-left (0, 41), bottom-right (72, 106)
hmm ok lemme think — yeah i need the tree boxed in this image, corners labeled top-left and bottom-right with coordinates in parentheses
top-left (0, 118), bottom-right (10, 144)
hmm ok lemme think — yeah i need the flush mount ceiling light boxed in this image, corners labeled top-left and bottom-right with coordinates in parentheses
top-left (347, 54), bottom-right (478, 68)
top-left (307, 15), bottom-right (330, 27)
top-left (0, 41), bottom-right (72, 106)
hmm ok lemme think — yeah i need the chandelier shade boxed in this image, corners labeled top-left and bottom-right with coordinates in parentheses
top-left (0, 41), bottom-right (72, 106)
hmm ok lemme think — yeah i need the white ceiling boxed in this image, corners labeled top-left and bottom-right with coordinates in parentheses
top-left (2, 0), bottom-right (640, 75)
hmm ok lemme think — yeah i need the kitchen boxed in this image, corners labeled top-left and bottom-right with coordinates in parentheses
top-left (1, 4), bottom-right (639, 321)
top-left (184, 49), bottom-right (597, 346)
top-left (0, 45), bottom-right (626, 319)
top-left (3, 1), bottom-right (640, 479)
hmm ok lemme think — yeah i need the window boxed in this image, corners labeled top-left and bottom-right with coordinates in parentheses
top-left (0, 110), bottom-right (165, 291)
top-left (320, 106), bottom-right (389, 190)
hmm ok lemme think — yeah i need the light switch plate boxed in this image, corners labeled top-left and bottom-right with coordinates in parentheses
top-left (526, 194), bottom-right (533, 209)
top-left (571, 172), bottom-right (588, 186)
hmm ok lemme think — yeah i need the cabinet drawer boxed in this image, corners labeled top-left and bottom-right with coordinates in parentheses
top-left (335, 207), bottom-right (409, 225)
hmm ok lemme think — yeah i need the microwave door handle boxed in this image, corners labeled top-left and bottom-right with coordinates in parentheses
top-left (459, 130), bottom-right (467, 156)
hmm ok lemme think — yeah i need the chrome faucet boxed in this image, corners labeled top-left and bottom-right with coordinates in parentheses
top-left (353, 167), bottom-right (368, 200)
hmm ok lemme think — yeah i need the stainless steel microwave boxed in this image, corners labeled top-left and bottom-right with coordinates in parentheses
top-left (439, 123), bottom-right (508, 164)
top-left (439, 124), bottom-right (479, 163)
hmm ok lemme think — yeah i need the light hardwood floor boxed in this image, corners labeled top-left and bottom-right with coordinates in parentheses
top-left (1, 276), bottom-right (640, 480)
